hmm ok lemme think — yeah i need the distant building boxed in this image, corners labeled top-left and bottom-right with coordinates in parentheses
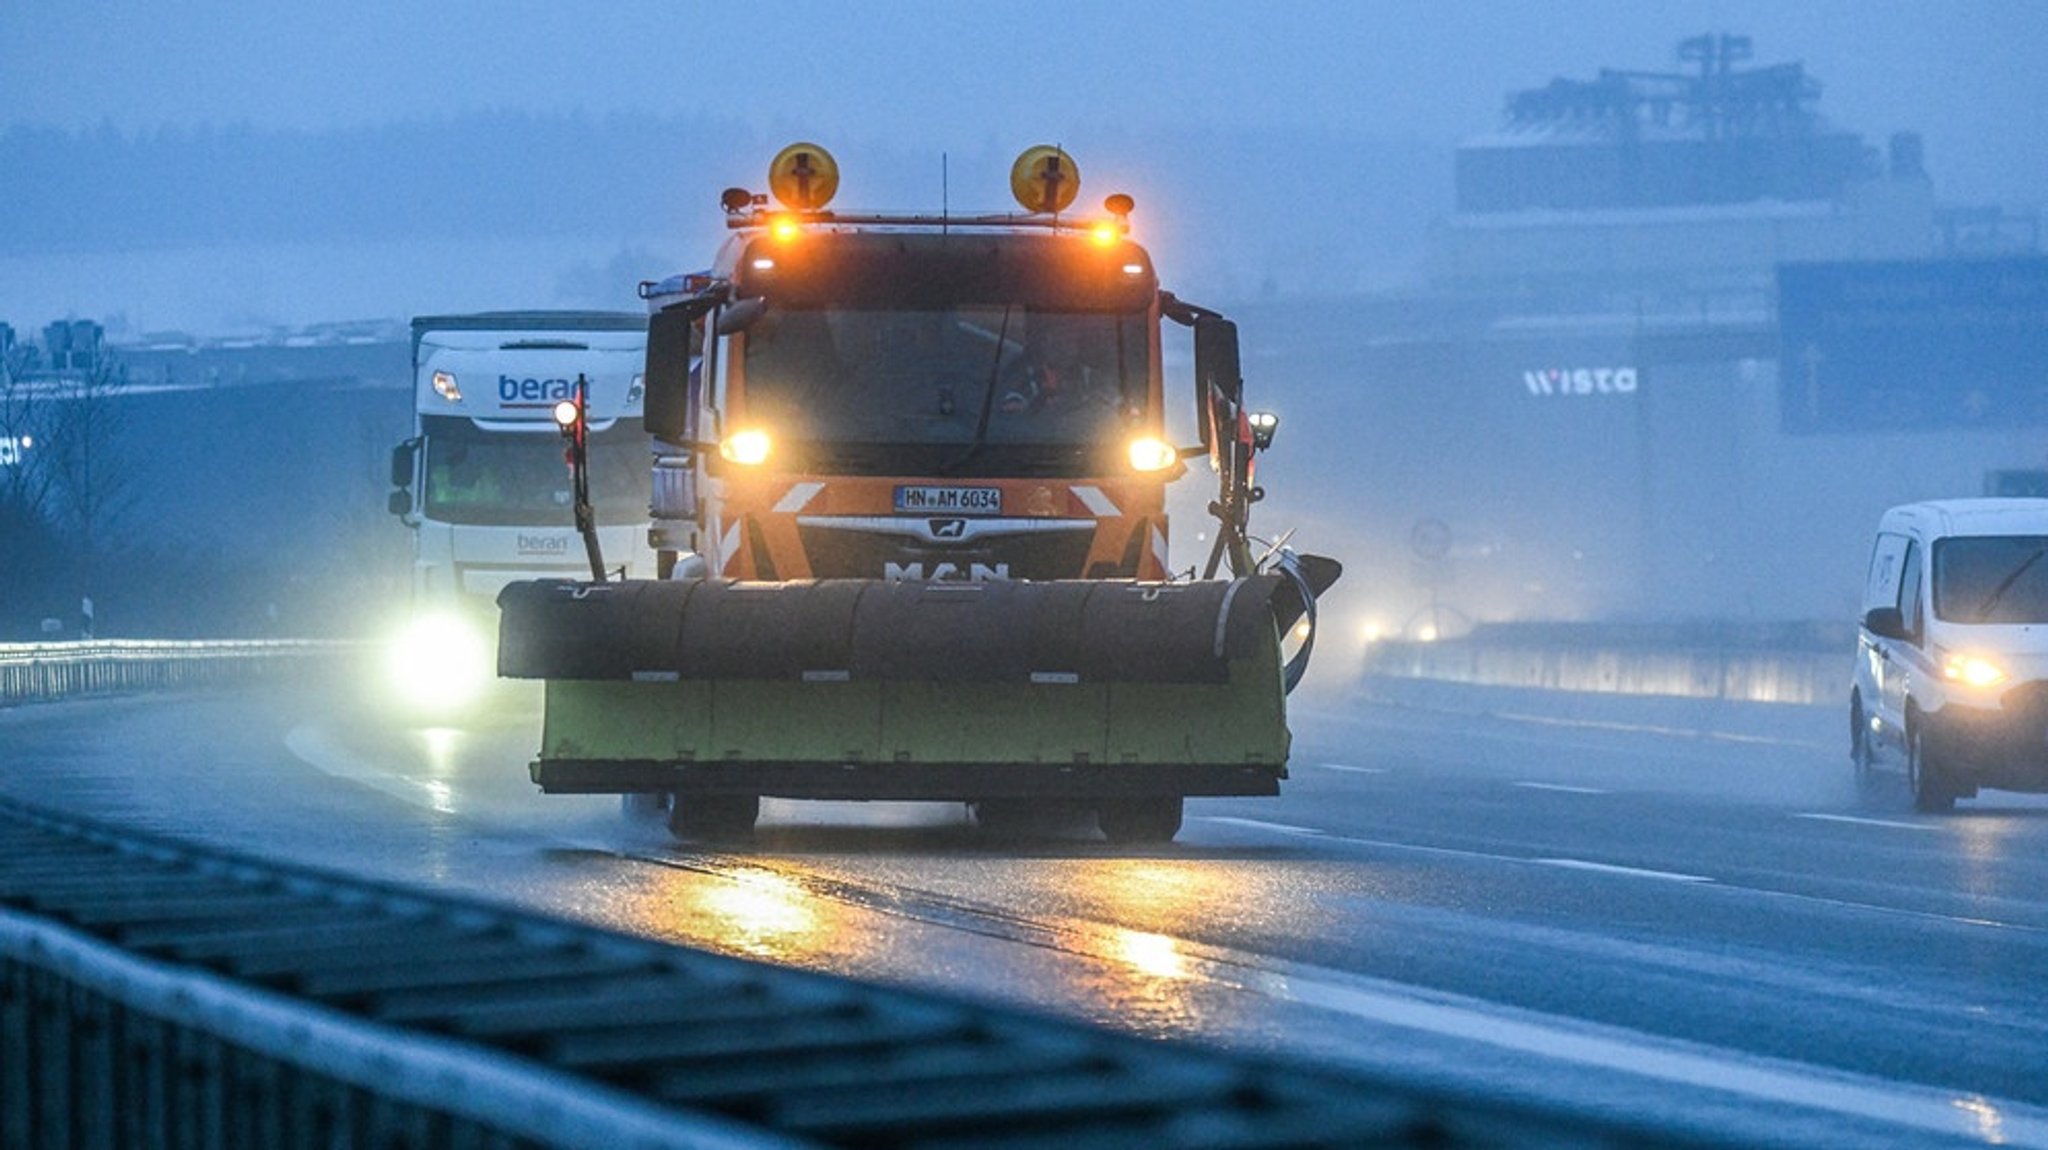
top-left (1275, 34), bottom-right (2046, 626)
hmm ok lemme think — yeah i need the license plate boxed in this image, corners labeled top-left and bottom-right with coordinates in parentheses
top-left (894, 486), bottom-right (1001, 514)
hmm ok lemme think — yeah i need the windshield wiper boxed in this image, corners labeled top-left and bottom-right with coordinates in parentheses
top-left (940, 304), bottom-right (1014, 476)
top-left (1972, 545), bottom-right (2048, 621)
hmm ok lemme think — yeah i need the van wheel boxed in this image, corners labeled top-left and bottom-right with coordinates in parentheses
top-left (1907, 722), bottom-right (1956, 813)
top-left (669, 794), bottom-right (760, 841)
top-left (1097, 797), bottom-right (1184, 844)
top-left (1849, 694), bottom-right (1880, 793)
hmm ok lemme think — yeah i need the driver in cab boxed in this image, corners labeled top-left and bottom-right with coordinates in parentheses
top-left (999, 319), bottom-right (1114, 417)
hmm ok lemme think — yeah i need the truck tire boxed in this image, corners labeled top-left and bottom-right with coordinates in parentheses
top-left (621, 792), bottom-right (672, 821)
top-left (669, 794), bottom-right (760, 840)
top-left (1097, 797), bottom-right (1183, 844)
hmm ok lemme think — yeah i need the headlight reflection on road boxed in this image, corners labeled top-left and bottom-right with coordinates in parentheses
top-left (1111, 929), bottom-right (1189, 981)
top-left (1063, 861), bottom-right (1241, 1035)
top-left (685, 869), bottom-right (829, 962)
top-left (1952, 1094), bottom-right (2004, 1142)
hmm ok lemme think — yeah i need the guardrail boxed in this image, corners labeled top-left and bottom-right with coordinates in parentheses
top-left (1360, 622), bottom-right (1853, 707)
top-left (0, 640), bottom-right (347, 705)
top-left (0, 798), bottom-right (1694, 1149)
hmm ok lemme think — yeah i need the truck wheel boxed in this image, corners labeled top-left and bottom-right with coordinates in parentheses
top-left (669, 794), bottom-right (760, 841)
top-left (1097, 797), bottom-right (1183, 844)
top-left (970, 800), bottom-right (1036, 838)
top-left (1907, 723), bottom-right (1955, 813)
top-left (621, 792), bottom-right (672, 821)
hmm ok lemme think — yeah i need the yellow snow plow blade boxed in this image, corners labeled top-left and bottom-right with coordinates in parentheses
top-left (497, 576), bottom-right (1296, 801)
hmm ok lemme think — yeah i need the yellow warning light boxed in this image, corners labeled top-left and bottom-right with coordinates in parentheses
top-left (768, 143), bottom-right (839, 211)
top-left (1089, 221), bottom-right (1119, 246)
top-left (1011, 145), bottom-right (1080, 214)
top-left (768, 213), bottom-right (803, 242)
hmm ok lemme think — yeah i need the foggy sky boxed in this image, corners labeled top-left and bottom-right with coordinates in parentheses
top-left (7, 1), bottom-right (2048, 206)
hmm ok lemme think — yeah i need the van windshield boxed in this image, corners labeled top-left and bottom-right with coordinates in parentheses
top-left (1933, 535), bottom-right (2048, 623)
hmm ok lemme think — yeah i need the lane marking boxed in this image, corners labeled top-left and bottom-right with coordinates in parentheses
top-left (627, 846), bottom-right (2048, 1148)
top-left (1534, 858), bottom-right (1714, 884)
top-left (1315, 762), bottom-right (1387, 774)
top-left (1491, 711), bottom-right (1819, 748)
top-left (285, 725), bottom-right (457, 814)
top-left (1795, 813), bottom-right (1940, 832)
top-left (1201, 816), bottom-right (1325, 837)
top-left (1512, 782), bottom-right (1610, 795)
top-left (1263, 970), bottom-right (2048, 1147)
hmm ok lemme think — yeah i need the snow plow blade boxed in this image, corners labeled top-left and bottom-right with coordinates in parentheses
top-left (497, 577), bottom-right (1296, 800)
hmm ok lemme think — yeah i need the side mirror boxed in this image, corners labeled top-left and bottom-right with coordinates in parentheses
top-left (716, 298), bottom-right (767, 335)
top-left (1192, 316), bottom-right (1242, 450)
top-left (389, 438), bottom-right (418, 488)
top-left (1863, 606), bottom-right (1910, 641)
top-left (645, 306), bottom-right (696, 443)
top-left (386, 489), bottom-right (412, 517)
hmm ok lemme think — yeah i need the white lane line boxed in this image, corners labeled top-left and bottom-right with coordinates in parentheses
top-left (1480, 711), bottom-right (1826, 750)
top-left (1512, 781), bottom-right (1610, 795)
top-left (1795, 812), bottom-right (1941, 832)
top-left (1315, 762), bottom-right (1387, 774)
top-left (1201, 816), bottom-right (1325, 837)
top-left (285, 725), bottom-right (456, 815)
top-left (1252, 966), bottom-right (2048, 1147)
top-left (1533, 858), bottom-right (1714, 884)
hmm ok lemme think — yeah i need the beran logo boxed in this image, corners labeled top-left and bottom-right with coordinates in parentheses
top-left (1524, 367), bottom-right (1638, 397)
top-left (517, 534), bottom-right (571, 555)
top-left (498, 375), bottom-right (576, 404)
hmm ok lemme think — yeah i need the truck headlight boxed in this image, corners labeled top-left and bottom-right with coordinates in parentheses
top-left (1127, 436), bottom-right (1179, 473)
top-left (720, 428), bottom-right (773, 466)
top-left (386, 612), bottom-right (493, 710)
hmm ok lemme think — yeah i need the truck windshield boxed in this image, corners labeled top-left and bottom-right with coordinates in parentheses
top-left (421, 415), bottom-right (645, 527)
top-left (737, 306), bottom-right (1148, 475)
top-left (1933, 535), bottom-right (2048, 623)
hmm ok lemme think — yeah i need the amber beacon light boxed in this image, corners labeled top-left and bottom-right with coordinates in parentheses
top-left (769, 143), bottom-right (840, 211)
top-left (1010, 145), bottom-right (1081, 214)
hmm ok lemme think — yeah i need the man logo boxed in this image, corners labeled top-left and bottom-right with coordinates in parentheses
top-left (929, 518), bottom-right (968, 539)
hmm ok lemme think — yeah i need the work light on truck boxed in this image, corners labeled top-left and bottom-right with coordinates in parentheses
top-left (432, 370), bottom-right (461, 401)
top-left (551, 400), bottom-right (580, 430)
top-left (1247, 411), bottom-right (1280, 450)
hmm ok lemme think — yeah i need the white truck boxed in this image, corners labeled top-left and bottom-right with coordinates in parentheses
top-left (387, 311), bottom-right (650, 707)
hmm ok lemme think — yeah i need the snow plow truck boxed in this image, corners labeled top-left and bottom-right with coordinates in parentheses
top-left (496, 144), bottom-right (1340, 843)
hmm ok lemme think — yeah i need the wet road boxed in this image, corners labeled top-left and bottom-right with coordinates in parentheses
top-left (5, 667), bottom-right (2048, 1148)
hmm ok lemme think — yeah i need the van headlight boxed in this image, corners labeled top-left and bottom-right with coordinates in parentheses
top-left (1941, 650), bottom-right (2008, 690)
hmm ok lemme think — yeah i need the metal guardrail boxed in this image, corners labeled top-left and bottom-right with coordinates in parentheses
top-left (0, 798), bottom-right (1698, 1149)
top-left (1361, 623), bottom-right (1852, 707)
top-left (0, 640), bottom-right (347, 704)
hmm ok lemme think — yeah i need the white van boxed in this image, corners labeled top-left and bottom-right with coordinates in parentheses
top-left (1852, 499), bottom-right (2048, 810)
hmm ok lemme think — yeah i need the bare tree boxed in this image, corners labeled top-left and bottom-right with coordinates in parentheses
top-left (42, 351), bottom-right (136, 638)
top-left (0, 340), bottom-right (55, 520)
